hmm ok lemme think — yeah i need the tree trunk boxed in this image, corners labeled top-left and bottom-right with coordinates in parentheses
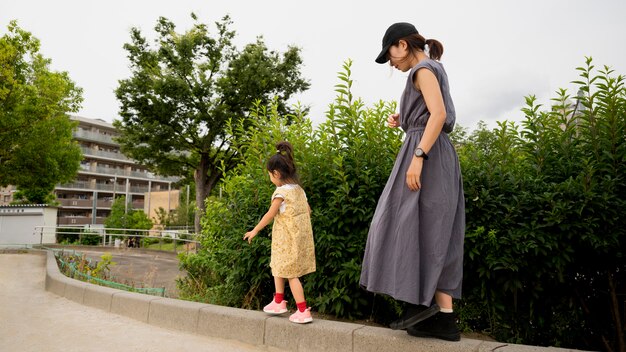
top-left (608, 272), bottom-right (626, 352)
top-left (194, 155), bottom-right (209, 234)
top-left (193, 154), bottom-right (223, 235)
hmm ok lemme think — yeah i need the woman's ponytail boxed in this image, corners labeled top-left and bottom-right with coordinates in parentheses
top-left (401, 34), bottom-right (445, 61)
top-left (425, 38), bottom-right (444, 61)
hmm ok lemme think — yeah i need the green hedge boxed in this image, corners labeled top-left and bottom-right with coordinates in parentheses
top-left (178, 58), bottom-right (625, 350)
top-left (459, 57), bottom-right (625, 349)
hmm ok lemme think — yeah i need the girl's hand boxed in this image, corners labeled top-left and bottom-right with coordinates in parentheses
top-left (387, 113), bottom-right (400, 128)
top-left (242, 198), bottom-right (282, 244)
top-left (243, 230), bottom-right (258, 244)
top-left (406, 156), bottom-right (424, 191)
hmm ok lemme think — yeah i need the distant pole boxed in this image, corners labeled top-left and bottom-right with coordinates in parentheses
top-left (147, 180), bottom-right (152, 219)
top-left (186, 184), bottom-right (190, 230)
top-left (125, 179), bottom-right (130, 214)
top-left (167, 182), bottom-right (171, 214)
top-left (113, 176), bottom-right (117, 199)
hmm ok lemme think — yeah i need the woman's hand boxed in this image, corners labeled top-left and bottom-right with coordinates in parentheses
top-left (406, 156), bottom-right (424, 191)
top-left (243, 230), bottom-right (258, 244)
top-left (387, 113), bottom-right (400, 128)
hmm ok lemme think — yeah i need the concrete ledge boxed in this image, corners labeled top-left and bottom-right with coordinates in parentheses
top-left (265, 316), bottom-right (360, 352)
top-left (475, 341), bottom-right (581, 352)
top-left (43, 249), bottom-right (584, 352)
top-left (83, 284), bottom-right (119, 311)
top-left (110, 291), bottom-right (162, 323)
top-left (148, 297), bottom-right (208, 332)
top-left (63, 278), bottom-right (88, 304)
top-left (197, 305), bottom-right (268, 346)
top-left (45, 250), bottom-right (67, 297)
top-left (354, 325), bottom-right (483, 352)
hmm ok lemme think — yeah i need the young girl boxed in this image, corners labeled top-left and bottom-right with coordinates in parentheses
top-left (360, 22), bottom-right (465, 341)
top-left (243, 141), bottom-right (316, 324)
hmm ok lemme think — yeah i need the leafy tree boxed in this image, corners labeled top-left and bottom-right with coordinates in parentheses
top-left (104, 196), bottom-right (153, 231)
top-left (114, 14), bottom-right (309, 233)
top-left (0, 21), bottom-right (82, 203)
top-left (154, 189), bottom-right (195, 230)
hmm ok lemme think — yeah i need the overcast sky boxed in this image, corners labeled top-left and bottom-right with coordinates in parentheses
top-left (2, 0), bottom-right (625, 131)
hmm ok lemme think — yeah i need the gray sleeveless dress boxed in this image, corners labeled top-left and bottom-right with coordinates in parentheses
top-left (359, 59), bottom-right (465, 306)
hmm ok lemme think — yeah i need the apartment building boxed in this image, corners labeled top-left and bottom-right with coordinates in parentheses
top-left (54, 115), bottom-right (178, 226)
top-left (0, 186), bottom-right (16, 205)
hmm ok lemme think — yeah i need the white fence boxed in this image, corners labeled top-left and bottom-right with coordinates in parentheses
top-left (32, 225), bottom-right (200, 253)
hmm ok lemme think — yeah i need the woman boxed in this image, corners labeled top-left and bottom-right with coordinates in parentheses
top-left (359, 22), bottom-right (465, 341)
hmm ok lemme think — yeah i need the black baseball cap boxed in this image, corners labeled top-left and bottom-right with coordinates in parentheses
top-left (375, 22), bottom-right (419, 64)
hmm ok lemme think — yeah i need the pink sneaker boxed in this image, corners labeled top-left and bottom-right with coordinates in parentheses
top-left (263, 299), bottom-right (287, 315)
top-left (289, 308), bottom-right (313, 324)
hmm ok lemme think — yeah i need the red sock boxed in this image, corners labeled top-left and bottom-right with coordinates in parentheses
top-left (296, 301), bottom-right (307, 312)
top-left (274, 293), bottom-right (284, 303)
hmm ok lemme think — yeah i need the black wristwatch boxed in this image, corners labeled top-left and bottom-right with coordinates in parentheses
top-left (414, 147), bottom-right (429, 160)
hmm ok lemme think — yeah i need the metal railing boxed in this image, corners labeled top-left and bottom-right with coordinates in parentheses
top-left (56, 182), bottom-right (163, 194)
top-left (33, 225), bottom-right (201, 254)
top-left (80, 146), bottom-right (130, 161)
top-left (73, 130), bottom-right (116, 144)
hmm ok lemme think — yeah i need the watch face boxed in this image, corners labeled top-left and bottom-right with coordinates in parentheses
top-left (414, 148), bottom-right (428, 159)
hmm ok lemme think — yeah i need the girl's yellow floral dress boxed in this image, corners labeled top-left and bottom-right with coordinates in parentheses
top-left (270, 184), bottom-right (316, 278)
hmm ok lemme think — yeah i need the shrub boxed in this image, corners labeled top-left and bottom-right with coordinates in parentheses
top-left (56, 228), bottom-right (102, 245)
top-left (178, 60), bottom-right (401, 318)
top-left (459, 57), bottom-right (625, 350)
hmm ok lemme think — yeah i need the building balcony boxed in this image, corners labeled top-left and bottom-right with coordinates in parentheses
top-left (73, 130), bottom-right (117, 145)
top-left (58, 199), bottom-right (93, 208)
top-left (77, 166), bottom-right (179, 183)
top-left (57, 199), bottom-right (116, 208)
top-left (55, 181), bottom-right (174, 196)
top-left (131, 200), bottom-right (145, 209)
top-left (80, 146), bottom-right (130, 162)
top-left (57, 181), bottom-right (113, 192)
top-left (57, 216), bottom-right (106, 225)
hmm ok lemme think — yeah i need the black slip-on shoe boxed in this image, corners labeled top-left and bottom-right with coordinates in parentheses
top-left (389, 303), bottom-right (440, 330)
top-left (406, 312), bottom-right (461, 341)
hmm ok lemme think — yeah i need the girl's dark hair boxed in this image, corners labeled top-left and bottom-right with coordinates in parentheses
top-left (267, 141), bottom-right (299, 183)
top-left (396, 33), bottom-right (444, 61)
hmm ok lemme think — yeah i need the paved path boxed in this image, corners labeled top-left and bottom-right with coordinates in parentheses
top-left (0, 253), bottom-right (283, 352)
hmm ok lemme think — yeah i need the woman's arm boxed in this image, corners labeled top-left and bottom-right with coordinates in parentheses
top-left (243, 197), bottom-right (283, 243)
top-left (414, 67), bottom-right (446, 154)
top-left (405, 67), bottom-right (446, 191)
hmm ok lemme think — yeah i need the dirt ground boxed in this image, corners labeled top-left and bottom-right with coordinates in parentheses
top-left (50, 245), bottom-right (185, 298)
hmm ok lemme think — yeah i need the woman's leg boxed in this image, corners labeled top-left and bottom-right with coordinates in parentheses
top-left (407, 290), bottom-right (459, 341)
top-left (434, 291), bottom-right (453, 310)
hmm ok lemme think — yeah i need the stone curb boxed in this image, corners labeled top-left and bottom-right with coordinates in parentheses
top-left (43, 250), bottom-right (582, 352)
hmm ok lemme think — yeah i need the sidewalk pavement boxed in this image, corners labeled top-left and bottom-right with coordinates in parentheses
top-left (4, 249), bottom-right (588, 352)
top-left (0, 252), bottom-right (280, 352)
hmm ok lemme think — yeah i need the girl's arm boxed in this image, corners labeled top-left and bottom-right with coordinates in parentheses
top-left (243, 197), bottom-right (283, 243)
top-left (405, 68), bottom-right (446, 191)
